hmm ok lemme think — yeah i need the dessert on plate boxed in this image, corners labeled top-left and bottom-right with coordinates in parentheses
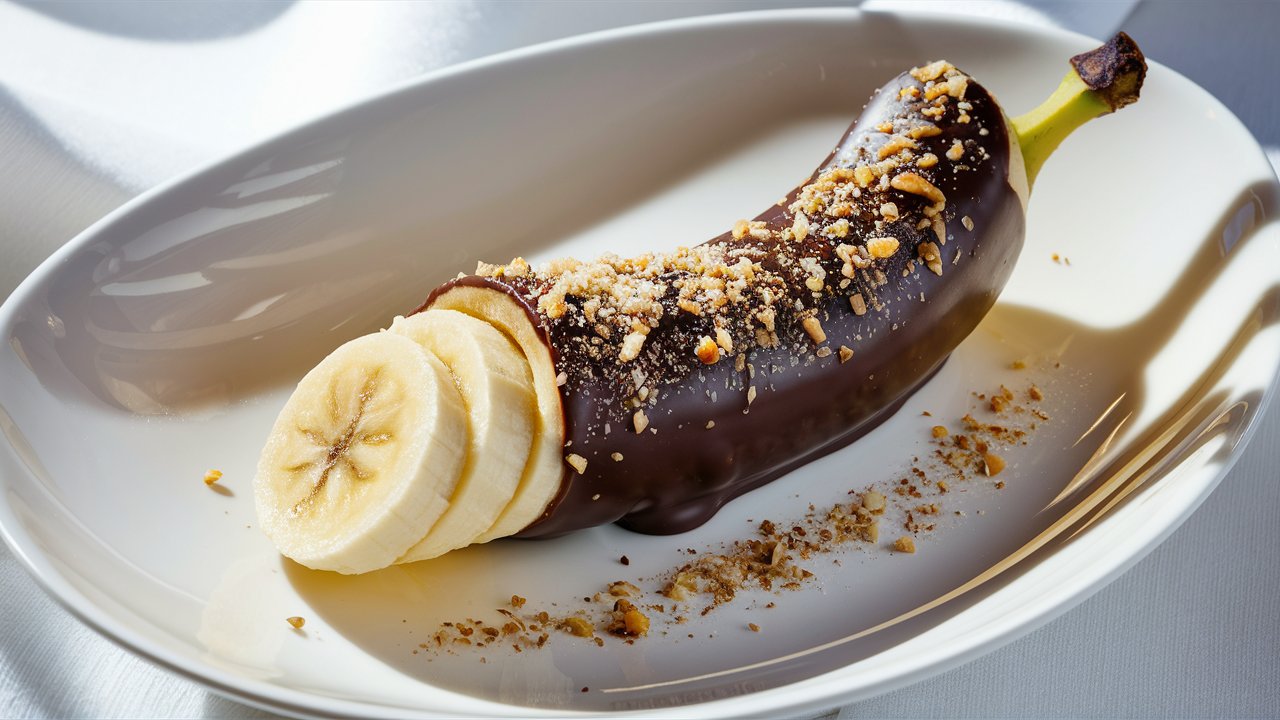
top-left (253, 34), bottom-right (1147, 574)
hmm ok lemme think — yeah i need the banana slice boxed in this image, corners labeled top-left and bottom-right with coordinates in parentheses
top-left (429, 284), bottom-right (566, 542)
top-left (390, 310), bottom-right (536, 561)
top-left (254, 331), bottom-right (467, 574)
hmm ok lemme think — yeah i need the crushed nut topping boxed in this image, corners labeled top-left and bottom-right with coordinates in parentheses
top-left (907, 124), bottom-right (941, 139)
top-left (918, 241), bottom-right (944, 276)
top-left (866, 237), bottom-right (901, 259)
top-left (470, 58), bottom-right (991, 427)
top-left (878, 134), bottom-right (918, 159)
top-left (565, 454), bottom-right (588, 475)
top-left (714, 326), bottom-right (734, 354)
top-left (792, 213), bottom-right (810, 241)
top-left (695, 335), bottom-right (720, 365)
top-left (910, 60), bottom-right (952, 83)
top-left (559, 616), bottom-right (594, 638)
top-left (410, 374), bottom-right (1048, 660)
top-left (618, 330), bottom-right (647, 363)
top-left (889, 173), bottom-right (946, 215)
top-left (801, 316), bottom-right (827, 345)
top-left (982, 452), bottom-right (1006, 476)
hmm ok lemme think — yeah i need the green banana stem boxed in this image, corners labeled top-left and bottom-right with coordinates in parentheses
top-left (1012, 32), bottom-right (1147, 188)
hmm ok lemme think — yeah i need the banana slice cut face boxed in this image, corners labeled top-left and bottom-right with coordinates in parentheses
top-left (390, 310), bottom-right (537, 561)
top-left (254, 332), bottom-right (467, 574)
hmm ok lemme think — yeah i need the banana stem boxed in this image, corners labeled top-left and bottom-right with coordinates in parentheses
top-left (1012, 32), bottom-right (1147, 188)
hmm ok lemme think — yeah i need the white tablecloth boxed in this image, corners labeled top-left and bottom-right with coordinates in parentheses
top-left (2, 2), bottom-right (1278, 717)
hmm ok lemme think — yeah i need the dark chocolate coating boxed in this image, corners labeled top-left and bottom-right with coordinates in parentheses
top-left (427, 68), bottom-right (1024, 537)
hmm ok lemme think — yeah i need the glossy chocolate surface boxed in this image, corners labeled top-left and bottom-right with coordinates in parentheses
top-left (429, 67), bottom-right (1024, 537)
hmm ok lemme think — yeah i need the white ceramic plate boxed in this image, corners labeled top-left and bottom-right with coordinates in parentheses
top-left (2, 8), bottom-right (1278, 719)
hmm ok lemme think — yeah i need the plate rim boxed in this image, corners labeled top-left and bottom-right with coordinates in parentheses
top-left (2, 6), bottom-right (1278, 719)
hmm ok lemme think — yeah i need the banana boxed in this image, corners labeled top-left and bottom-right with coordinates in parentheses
top-left (389, 310), bottom-right (536, 561)
top-left (253, 331), bottom-right (467, 574)
top-left (426, 284), bottom-right (566, 543)
top-left (255, 35), bottom-right (1147, 570)
top-left (425, 34), bottom-right (1148, 540)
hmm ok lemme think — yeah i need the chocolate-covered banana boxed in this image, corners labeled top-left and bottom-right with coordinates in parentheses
top-left (255, 35), bottom-right (1146, 572)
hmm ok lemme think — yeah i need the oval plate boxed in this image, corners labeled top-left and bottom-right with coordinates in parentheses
top-left (2, 8), bottom-right (1278, 719)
